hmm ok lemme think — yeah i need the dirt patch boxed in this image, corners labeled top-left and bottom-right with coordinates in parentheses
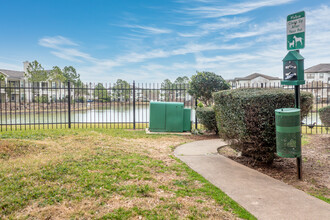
top-left (0, 140), bottom-right (48, 160)
top-left (218, 134), bottom-right (330, 200)
top-left (16, 195), bottom-right (236, 220)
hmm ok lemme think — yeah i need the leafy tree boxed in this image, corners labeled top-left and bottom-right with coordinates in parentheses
top-left (174, 76), bottom-right (190, 85)
top-left (63, 66), bottom-right (80, 86)
top-left (112, 79), bottom-right (131, 102)
top-left (161, 79), bottom-right (174, 100)
top-left (94, 83), bottom-right (109, 102)
top-left (188, 71), bottom-right (230, 106)
top-left (25, 60), bottom-right (49, 82)
top-left (141, 85), bottom-right (159, 101)
top-left (50, 66), bottom-right (66, 83)
top-left (0, 74), bottom-right (5, 82)
top-left (161, 79), bottom-right (172, 88)
top-left (173, 76), bottom-right (190, 99)
top-left (74, 79), bottom-right (89, 99)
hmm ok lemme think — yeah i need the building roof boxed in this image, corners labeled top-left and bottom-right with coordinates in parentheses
top-left (234, 73), bottom-right (281, 81)
top-left (305, 64), bottom-right (330, 73)
top-left (0, 69), bottom-right (25, 80)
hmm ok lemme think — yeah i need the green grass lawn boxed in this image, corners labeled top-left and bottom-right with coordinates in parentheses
top-left (0, 129), bottom-right (255, 219)
top-left (0, 122), bottom-right (205, 132)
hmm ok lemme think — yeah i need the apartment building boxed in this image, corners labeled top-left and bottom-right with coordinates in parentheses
top-left (0, 61), bottom-right (71, 103)
top-left (232, 73), bottom-right (281, 88)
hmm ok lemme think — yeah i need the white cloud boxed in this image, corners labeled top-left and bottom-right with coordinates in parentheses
top-left (178, 17), bottom-right (251, 38)
top-left (227, 20), bottom-right (285, 39)
top-left (124, 25), bottom-right (172, 34)
top-left (50, 51), bottom-right (84, 63)
top-left (0, 62), bottom-right (22, 71)
top-left (39, 36), bottom-right (78, 49)
top-left (38, 4), bottom-right (330, 83)
top-left (76, 42), bottom-right (243, 78)
top-left (201, 17), bottom-right (251, 30)
top-left (40, 33), bottom-right (256, 81)
top-left (39, 36), bottom-right (96, 63)
top-left (192, 3), bottom-right (330, 80)
top-left (196, 53), bottom-right (259, 64)
top-left (185, 0), bottom-right (295, 18)
top-left (303, 5), bottom-right (330, 67)
top-left (255, 34), bottom-right (282, 43)
top-left (178, 32), bottom-right (204, 37)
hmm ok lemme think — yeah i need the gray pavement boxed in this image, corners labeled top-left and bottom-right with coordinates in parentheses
top-left (174, 139), bottom-right (330, 220)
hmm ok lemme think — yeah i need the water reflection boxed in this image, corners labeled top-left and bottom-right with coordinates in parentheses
top-left (0, 105), bottom-right (196, 124)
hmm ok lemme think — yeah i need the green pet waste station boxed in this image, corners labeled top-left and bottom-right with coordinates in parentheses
top-left (149, 102), bottom-right (191, 132)
top-left (275, 108), bottom-right (301, 158)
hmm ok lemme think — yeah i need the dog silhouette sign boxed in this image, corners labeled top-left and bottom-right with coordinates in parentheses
top-left (287, 11), bottom-right (305, 50)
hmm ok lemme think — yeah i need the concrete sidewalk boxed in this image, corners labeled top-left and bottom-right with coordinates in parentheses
top-left (174, 139), bottom-right (330, 220)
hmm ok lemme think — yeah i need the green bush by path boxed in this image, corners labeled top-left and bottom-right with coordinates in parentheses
top-left (319, 105), bottom-right (330, 127)
top-left (214, 88), bottom-right (313, 164)
top-left (196, 107), bottom-right (218, 134)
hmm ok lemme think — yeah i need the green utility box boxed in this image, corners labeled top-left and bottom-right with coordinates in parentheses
top-left (275, 108), bottom-right (301, 158)
top-left (281, 51), bottom-right (305, 86)
top-left (149, 102), bottom-right (191, 132)
top-left (183, 108), bottom-right (191, 131)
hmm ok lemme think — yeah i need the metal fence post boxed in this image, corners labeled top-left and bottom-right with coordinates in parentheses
top-left (68, 81), bottom-right (71, 128)
top-left (195, 98), bottom-right (197, 129)
top-left (133, 81), bottom-right (136, 129)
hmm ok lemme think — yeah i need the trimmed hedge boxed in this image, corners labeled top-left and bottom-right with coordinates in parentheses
top-left (196, 107), bottom-right (218, 134)
top-left (214, 88), bottom-right (313, 163)
top-left (319, 105), bottom-right (330, 127)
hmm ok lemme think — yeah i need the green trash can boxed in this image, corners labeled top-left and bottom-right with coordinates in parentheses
top-left (275, 108), bottom-right (301, 158)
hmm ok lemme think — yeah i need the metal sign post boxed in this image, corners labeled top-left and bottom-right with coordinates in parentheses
top-left (289, 10), bottom-right (306, 180)
top-left (282, 11), bottom-right (306, 180)
top-left (294, 81), bottom-right (302, 179)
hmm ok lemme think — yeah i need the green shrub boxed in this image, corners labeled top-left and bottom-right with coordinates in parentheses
top-left (76, 96), bottom-right (86, 103)
top-left (319, 105), bottom-right (330, 127)
top-left (196, 107), bottom-right (218, 134)
top-left (34, 96), bottom-right (48, 103)
top-left (214, 88), bottom-right (313, 164)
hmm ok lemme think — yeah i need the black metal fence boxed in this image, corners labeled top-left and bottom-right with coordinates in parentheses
top-left (0, 81), bottom-right (197, 131)
top-left (0, 80), bottom-right (329, 134)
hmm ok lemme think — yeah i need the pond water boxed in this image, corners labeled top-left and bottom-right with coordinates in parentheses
top-left (302, 112), bottom-right (322, 125)
top-left (0, 105), bottom-right (196, 125)
top-left (0, 105), bottom-right (322, 127)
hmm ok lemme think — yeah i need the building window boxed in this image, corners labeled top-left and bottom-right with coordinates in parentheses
top-left (52, 82), bottom-right (56, 88)
top-left (307, 74), bottom-right (314, 79)
top-left (319, 73), bottom-right (324, 78)
top-left (32, 82), bottom-right (39, 88)
top-left (11, 94), bottom-right (15, 102)
top-left (8, 81), bottom-right (17, 87)
top-left (20, 81), bottom-right (24, 87)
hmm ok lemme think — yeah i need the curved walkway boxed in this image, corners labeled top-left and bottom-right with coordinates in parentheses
top-left (174, 139), bottom-right (330, 220)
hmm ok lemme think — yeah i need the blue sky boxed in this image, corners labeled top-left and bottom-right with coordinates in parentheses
top-left (1, 0), bottom-right (330, 82)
